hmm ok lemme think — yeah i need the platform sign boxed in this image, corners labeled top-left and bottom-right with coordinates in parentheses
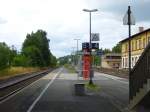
top-left (82, 42), bottom-right (99, 50)
top-left (97, 50), bottom-right (104, 56)
top-left (82, 42), bottom-right (89, 49)
top-left (92, 43), bottom-right (99, 49)
top-left (123, 10), bottom-right (135, 25)
top-left (91, 33), bottom-right (99, 41)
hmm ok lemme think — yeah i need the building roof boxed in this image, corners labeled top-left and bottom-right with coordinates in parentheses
top-left (119, 28), bottom-right (150, 43)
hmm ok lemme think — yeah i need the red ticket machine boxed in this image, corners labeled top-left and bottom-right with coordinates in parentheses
top-left (83, 55), bottom-right (90, 79)
top-left (82, 42), bottom-right (91, 80)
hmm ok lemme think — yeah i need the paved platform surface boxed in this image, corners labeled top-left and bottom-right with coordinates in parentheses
top-left (0, 67), bottom-right (129, 112)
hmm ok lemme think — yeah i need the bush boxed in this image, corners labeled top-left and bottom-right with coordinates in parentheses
top-left (0, 42), bottom-right (11, 70)
top-left (12, 55), bottom-right (29, 67)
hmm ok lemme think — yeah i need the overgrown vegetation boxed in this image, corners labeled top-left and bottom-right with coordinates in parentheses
top-left (0, 42), bottom-right (16, 70)
top-left (58, 55), bottom-right (72, 65)
top-left (0, 30), bottom-right (57, 78)
top-left (22, 30), bottom-right (56, 67)
top-left (99, 43), bottom-right (121, 54)
top-left (112, 43), bottom-right (121, 53)
top-left (0, 67), bottom-right (41, 80)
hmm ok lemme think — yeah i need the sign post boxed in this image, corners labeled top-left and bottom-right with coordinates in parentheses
top-left (123, 6), bottom-right (135, 101)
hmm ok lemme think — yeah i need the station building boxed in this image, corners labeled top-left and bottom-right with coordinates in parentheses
top-left (101, 53), bottom-right (121, 69)
top-left (120, 27), bottom-right (150, 69)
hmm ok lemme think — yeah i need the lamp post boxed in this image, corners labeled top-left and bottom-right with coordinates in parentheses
top-left (83, 9), bottom-right (98, 85)
top-left (72, 47), bottom-right (76, 66)
top-left (74, 39), bottom-right (80, 55)
top-left (74, 39), bottom-right (80, 65)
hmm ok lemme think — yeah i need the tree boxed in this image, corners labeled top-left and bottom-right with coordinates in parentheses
top-left (50, 54), bottom-right (57, 67)
top-left (23, 46), bottom-right (44, 66)
top-left (112, 43), bottom-right (121, 53)
top-left (22, 30), bottom-right (51, 67)
top-left (9, 45), bottom-right (17, 66)
top-left (0, 42), bottom-right (11, 70)
top-left (93, 55), bottom-right (101, 66)
top-left (58, 55), bottom-right (70, 65)
top-left (12, 54), bottom-right (29, 67)
top-left (103, 48), bottom-right (111, 54)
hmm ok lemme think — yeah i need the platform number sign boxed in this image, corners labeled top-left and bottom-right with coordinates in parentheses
top-left (92, 43), bottom-right (99, 49)
top-left (123, 9), bottom-right (135, 25)
top-left (91, 33), bottom-right (99, 41)
top-left (82, 42), bottom-right (89, 49)
top-left (82, 42), bottom-right (99, 50)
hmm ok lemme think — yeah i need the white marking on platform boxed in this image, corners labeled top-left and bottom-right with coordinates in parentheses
top-left (27, 68), bottom-right (63, 112)
top-left (95, 72), bottom-right (129, 84)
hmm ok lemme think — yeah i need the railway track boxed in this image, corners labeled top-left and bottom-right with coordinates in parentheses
top-left (0, 68), bottom-right (54, 102)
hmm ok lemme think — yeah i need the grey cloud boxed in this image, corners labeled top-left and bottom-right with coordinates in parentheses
top-left (132, 2), bottom-right (150, 22)
top-left (101, 1), bottom-right (150, 22)
top-left (87, 0), bottom-right (150, 22)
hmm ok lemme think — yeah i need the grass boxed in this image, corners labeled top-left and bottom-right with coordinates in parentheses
top-left (85, 83), bottom-right (100, 92)
top-left (0, 67), bottom-right (42, 80)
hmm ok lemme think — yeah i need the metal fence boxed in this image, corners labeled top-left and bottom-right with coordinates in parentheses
top-left (130, 42), bottom-right (150, 100)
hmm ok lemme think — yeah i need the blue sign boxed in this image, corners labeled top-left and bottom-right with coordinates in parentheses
top-left (82, 42), bottom-right (99, 50)
top-left (92, 43), bottom-right (99, 49)
top-left (97, 50), bottom-right (104, 56)
top-left (82, 42), bottom-right (89, 49)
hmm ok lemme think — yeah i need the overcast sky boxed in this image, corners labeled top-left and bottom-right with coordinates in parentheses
top-left (0, 0), bottom-right (150, 58)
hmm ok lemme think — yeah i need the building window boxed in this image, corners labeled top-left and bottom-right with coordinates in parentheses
top-left (148, 37), bottom-right (150, 43)
top-left (125, 44), bottom-right (128, 52)
top-left (139, 39), bottom-right (141, 49)
top-left (132, 41), bottom-right (134, 51)
top-left (132, 57), bottom-right (134, 68)
top-left (122, 58), bottom-right (124, 68)
top-left (125, 58), bottom-right (128, 68)
top-left (143, 38), bottom-right (146, 48)
top-left (135, 40), bottom-right (138, 50)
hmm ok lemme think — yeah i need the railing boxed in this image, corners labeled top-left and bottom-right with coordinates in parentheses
top-left (130, 42), bottom-right (150, 100)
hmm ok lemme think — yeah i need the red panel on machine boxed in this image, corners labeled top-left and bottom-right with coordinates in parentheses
top-left (83, 55), bottom-right (90, 79)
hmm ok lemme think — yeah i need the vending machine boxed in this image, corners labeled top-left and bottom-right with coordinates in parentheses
top-left (82, 54), bottom-right (91, 79)
top-left (82, 43), bottom-right (91, 79)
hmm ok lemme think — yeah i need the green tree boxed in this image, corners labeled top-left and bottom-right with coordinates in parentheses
top-left (23, 46), bottom-right (43, 66)
top-left (9, 45), bottom-right (17, 66)
top-left (12, 54), bottom-right (29, 66)
top-left (50, 54), bottom-right (57, 67)
top-left (103, 48), bottom-right (111, 54)
top-left (112, 43), bottom-right (121, 53)
top-left (0, 42), bottom-right (11, 70)
top-left (22, 30), bottom-right (51, 67)
top-left (58, 55), bottom-right (70, 65)
top-left (93, 55), bottom-right (101, 66)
